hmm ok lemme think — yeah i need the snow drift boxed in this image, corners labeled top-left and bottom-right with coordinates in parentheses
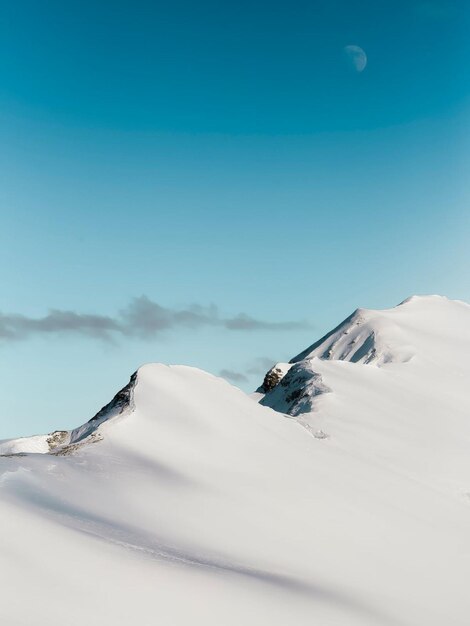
top-left (1, 295), bottom-right (470, 626)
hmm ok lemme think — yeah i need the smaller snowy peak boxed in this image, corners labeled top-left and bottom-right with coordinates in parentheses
top-left (70, 371), bottom-right (137, 444)
top-left (259, 361), bottom-right (331, 417)
top-left (0, 371), bottom-right (138, 457)
top-left (0, 364), bottom-right (235, 458)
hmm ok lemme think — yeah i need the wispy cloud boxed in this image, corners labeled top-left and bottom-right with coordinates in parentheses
top-left (218, 356), bottom-right (279, 386)
top-left (0, 310), bottom-right (120, 342)
top-left (224, 314), bottom-right (304, 331)
top-left (246, 357), bottom-right (277, 375)
top-left (218, 369), bottom-right (249, 384)
top-left (0, 296), bottom-right (309, 344)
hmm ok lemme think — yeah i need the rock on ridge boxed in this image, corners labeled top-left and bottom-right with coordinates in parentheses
top-left (259, 361), bottom-right (331, 417)
top-left (0, 371), bottom-right (138, 456)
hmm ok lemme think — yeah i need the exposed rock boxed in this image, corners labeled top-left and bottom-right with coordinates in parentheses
top-left (260, 362), bottom-right (331, 417)
top-left (259, 367), bottom-right (285, 393)
top-left (52, 432), bottom-right (103, 456)
top-left (70, 371), bottom-right (138, 444)
top-left (46, 430), bottom-right (69, 452)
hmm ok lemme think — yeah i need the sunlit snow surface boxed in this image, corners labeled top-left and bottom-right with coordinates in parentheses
top-left (1, 295), bottom-right (470, 625)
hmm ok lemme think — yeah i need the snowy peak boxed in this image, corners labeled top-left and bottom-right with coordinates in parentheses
top-left (290, 306), bottom-right (413, 367)
top-left (0, 365), bottom-right (247, 457)
top-left (0, 371), bottom-right (138, 456)
top-left (259, 295), bottom-right (470, 416)
top-left (291, 294), bottom-right (467, 366)
top-left (70, 371), bottom-right (137, 444)
top-left (397, 294), bottom-right (459, 307)
top-left (259, 361), bottom-right (331, 417)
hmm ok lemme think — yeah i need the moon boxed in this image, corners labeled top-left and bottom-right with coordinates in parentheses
top-left (344, 45), bottom-right (367, 72)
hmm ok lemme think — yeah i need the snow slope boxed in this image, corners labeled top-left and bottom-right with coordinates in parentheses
top-left (1, 295), bottom-right (470, 625)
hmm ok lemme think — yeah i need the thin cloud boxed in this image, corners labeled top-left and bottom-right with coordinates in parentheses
top-left (218, 369), bottom-right (249, 384)
top-left (219, 357), bottom-right (280, 386)
top-left (0, 310), bottom-right (119, 342)
top-left (120, 297), bottom-right (220, 337)
top-left (224, 314), bottom-right (307, 331)
top-left (246, 357), bottom-right (278, 375)
top-left (0, 296), bottom-right (309, 344)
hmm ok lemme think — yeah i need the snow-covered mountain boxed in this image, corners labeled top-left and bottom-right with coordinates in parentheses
top-left (1, 295), bottom-right (470, 626)
top-left (258, 294), bottom-right (469, 415)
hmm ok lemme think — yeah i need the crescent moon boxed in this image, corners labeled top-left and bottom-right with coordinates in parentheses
top-left (344, 45), bottom-right (367, 72)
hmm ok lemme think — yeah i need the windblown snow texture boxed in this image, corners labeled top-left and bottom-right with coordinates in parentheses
top-left (1, 295), bottom-right (470, 626)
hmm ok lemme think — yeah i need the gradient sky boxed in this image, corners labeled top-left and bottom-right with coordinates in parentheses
top-left (1, 0), bottom-right (469, 438)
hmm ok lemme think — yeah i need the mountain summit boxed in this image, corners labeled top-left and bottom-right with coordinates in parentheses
top-left (258, 294), bottom-right (470, 415)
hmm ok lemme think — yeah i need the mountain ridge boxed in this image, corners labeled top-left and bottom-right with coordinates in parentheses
top-left (1, 294), bottom-right (468, 455)
top-left (1, 294), bottom-right (470, 625)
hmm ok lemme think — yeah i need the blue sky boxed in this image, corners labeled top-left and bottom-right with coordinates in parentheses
top-left (1, 0), bottom-right (469, 438)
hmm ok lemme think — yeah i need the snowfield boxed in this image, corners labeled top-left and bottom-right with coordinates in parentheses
top-left (1, 295), bottom-right (470, 625)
